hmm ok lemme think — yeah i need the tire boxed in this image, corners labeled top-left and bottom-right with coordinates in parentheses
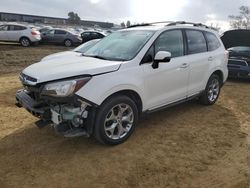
top-left (199, 74), bottom-right (221, 105)
top-left (64, 39), bottom-right (72, 47)
top-left (94, 95), bottom-right (138, 145)
top-left (20, 37), bottom-right (31, 47)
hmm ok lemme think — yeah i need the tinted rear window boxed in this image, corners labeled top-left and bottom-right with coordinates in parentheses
top-left (15, 26), bottom-right (26, 30)
top-left (82, 32), bottom-right (90, 37)
top-left (186, 30), bottom-right (207, 54)
top-left (205, 32), bottom-right (220, 51)
top-left (91, 32), bottom-right (103, 38)
top-left (8, 25), bottom-right (26, 31)
top-left (55, 30), bottom-right (67, 35)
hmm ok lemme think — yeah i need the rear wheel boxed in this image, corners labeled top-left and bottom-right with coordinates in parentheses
top-left (64, 39), bottom-right (72, 47)
top-left (20, 37), bottom-right (30, 47)
top-left (94, 95), bottom-right (138, 145)
top-left (199, 74), bottom-right (221, 105)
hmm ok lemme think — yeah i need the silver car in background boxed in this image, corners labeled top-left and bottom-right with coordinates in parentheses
top-left (41, 39), bottom-right (100, 61)
top-left (41, 29), bottom-right (82, 47)
top-left (0, 23), bottom-right (41, 47)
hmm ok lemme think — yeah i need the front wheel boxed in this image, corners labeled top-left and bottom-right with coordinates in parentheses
top-left (94, 95), bottom-right (138, 145)
top-left (199, 74), bottom-right (221, 105)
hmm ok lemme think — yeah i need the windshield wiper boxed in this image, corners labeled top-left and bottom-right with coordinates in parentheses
top-left (82, 54), bottom-right (126, 61)
top-left (82, 54), bottom-right (107, 60)
top-left (89, 55), bottom-right (108, 60)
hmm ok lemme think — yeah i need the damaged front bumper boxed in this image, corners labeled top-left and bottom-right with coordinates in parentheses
top-left (15, 89), bottom-right (97, 137)
top-left (16, 89), bottom-right (51, 120)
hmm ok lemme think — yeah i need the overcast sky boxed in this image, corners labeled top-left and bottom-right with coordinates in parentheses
top-left (0, 0), bottom-right (250, 30)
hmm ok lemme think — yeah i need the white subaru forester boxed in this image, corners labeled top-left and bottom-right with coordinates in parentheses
top-left (16, 22), bottom-right (228, 145)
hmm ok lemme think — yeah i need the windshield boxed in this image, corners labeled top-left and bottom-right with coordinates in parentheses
top-left (74, 39), bottom-right (100, 53)
top-left (83, 30), bottom-right (155, 61)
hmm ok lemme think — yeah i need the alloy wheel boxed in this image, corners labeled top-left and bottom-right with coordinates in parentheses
top-left (207, 78), bottom-right (220, 102)
top-left (104, 103), bottom-right (134, 140)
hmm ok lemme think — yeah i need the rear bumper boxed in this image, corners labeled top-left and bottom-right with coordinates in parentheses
top-left (73, 39), bottom-right (82, 45)
top-left (30, 35), bottom-right (41, 42)
top-left (15, 90), bottom-right (50, 119)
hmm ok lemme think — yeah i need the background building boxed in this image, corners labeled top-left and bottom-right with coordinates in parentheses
top-left (0, 12), bottom-right (114, 28)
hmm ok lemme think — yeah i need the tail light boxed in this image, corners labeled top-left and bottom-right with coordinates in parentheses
top-left (31, 31), bottom-right (39, 35)
top-left (225, 50), bottom-right (229, 64)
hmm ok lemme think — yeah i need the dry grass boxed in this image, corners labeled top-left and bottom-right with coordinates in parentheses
top-left (0, 44), bottom-right (250, 187)
top-left (0, 43), bottom-right (72, 74)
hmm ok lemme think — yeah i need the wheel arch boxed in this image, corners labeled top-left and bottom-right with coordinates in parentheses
top-left (211, 70), bottom-right (224, 84)
top-left (19, 36), bottom-right (30, 43)
top-left (101, 89), bottom-right (143, 116)
top-left (64, 38), bottom-right (72, 42)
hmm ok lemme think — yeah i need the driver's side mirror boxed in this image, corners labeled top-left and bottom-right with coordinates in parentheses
top-left (152, 51), bottom-right (171, 69)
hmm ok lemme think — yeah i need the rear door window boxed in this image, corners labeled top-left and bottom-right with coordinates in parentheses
top-left (8, 25), bottom-right (15, 31)
top-left (91, 32), bottom-right (99, 38)
top-left (14, 26), bottom-right (26, 30)
top-left (186, 30), bottom-right (207, 54)
top-left (82, 32), bottom-right (90, 38)
top-left (55, 30), bottom-right (67, 35)
top-left (205, 32), bottom-right (221, 51)
top-left (97, 33), bottom-right (104, 38)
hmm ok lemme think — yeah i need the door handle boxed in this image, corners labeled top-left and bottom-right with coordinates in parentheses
top-left (180, 63), bottom-right (189, 68)
top-left (208, 56), bottom-right (213, 61)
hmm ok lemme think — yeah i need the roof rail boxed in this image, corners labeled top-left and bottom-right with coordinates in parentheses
top-left (127, 23), bottom-right (151, 28)
top-left (128, 21), bottom-right (173, 28)
top-left (167, 21), bottom-right (210, 28)
top-left (127, 21), bottom-right (215, 30)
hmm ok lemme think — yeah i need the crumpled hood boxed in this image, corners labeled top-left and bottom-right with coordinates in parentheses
top-left (41, 51), bottom-right (81, 61)
top-left (22, 56), bottom-right (121, 84)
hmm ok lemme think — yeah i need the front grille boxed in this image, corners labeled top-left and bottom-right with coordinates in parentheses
top-left (25, 85), bottom-right (40, 93)
top-left (228, 59), bottom-right (248, 66)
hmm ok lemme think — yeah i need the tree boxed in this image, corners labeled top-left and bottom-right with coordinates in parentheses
top-left (126, 20), bottom-right (131, 27)
top-left (229, 6), bottom-right (250, 29)
top-left (68, 11), bottom-right (81, 24)
top-left (210, 23), bottom-right (221, 32)
top-left (120, 22), bottom-right (125, 28)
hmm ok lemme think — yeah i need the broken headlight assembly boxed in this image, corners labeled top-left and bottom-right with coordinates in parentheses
top-left (41, 77), bottom-right (91, 97)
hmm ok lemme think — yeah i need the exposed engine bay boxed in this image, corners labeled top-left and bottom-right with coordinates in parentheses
top-left (16, 85), bottom-right (96, 138)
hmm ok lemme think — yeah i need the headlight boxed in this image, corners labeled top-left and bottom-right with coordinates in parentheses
top-left (42, 77), bottom-right (91, 97)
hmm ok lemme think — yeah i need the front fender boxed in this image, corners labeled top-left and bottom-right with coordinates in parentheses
top-left (75, 68), bottom-right (145, 109)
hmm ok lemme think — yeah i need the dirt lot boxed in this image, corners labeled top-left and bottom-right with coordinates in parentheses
top-left (0, 44), bottom-right (250, 188)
